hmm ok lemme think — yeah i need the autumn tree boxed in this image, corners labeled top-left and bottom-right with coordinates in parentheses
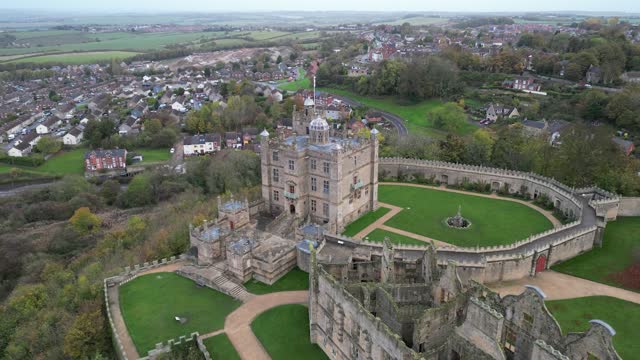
top-left (69, 207), bottom-right (102, 234)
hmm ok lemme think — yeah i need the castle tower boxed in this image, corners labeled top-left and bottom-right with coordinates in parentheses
top-left (309, 116), bottom-right (330, 145)
top-left (260, 129), bottom-right (273, 211)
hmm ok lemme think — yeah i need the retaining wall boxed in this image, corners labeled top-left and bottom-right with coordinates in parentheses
top-left (618, 197), bottom-right (640, 216)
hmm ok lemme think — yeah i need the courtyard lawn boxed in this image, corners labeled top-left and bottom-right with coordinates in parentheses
top-left (342, 207), bottom-right (391, 237)
top-left (364, 228), bottom-right (429, 246)
top-left (378, 185), bottom-right (553, 247)
top-left (546, 296), bottom-right (640, 359)
top-left (252, 304), bottom-right (328, 360)
top-left (319, 88), bottom-right (477, 137)
top-left (553, 217), bottom-right (640, 292)
top-left (119, 272), bottom-right (241, 354)
top-left (244, 267), bottom-right (309, 295)
top-left (202, 333), bottom-right (241, 360)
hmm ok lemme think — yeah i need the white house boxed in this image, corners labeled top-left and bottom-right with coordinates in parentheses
top-left (183, 133), bottom-right (222, 156)
top-left (36, 116), bottom-right (61, 134)
top-left (8, 141), bottom-right (31, 157)
top-left (63, 127), bottom-right (83, 145)
top-left (172, 101), bottom-right (187, 113)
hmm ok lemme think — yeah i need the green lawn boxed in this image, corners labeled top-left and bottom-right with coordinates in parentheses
top-left (546, 296), bottom-right (640, 359)
top-left (202, 333), bottom-right (241, 360)
top-left (363, 228), bottom-right (429, 246)
top-left (35, 148), bottom-right (87, 175)
top-left (342, 207), bottom-right (391, 237)
top-left (319, 88), bottom-right (476, 137)
top-left (135, 148), bottom-right (172, 163)
top-left (119, 272), bottom-right (241, 354)
top-left (553, 217), bottom-right (640, 292)
top-left (243, 267), bottom-right (309, 295)
top-left (6, 51), bottom-right (139, 64)
top-left (251, 304), bottom-right (328, 360)
top-left (378, 185), bottom-right (553, 247)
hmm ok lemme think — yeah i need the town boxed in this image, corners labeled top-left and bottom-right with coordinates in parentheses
top-left (1, 5), bottom-right (640, 360)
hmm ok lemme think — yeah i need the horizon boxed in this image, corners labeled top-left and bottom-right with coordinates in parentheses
top-left (1, 0), bottom-right (639, 15)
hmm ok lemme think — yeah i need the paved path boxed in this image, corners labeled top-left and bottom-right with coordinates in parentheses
top-left (488, 270), bottom-right (640, 305)
top-left (107, 262), bottom-right (185, 360)
top-left (224, 291), bottom-right (309, 360)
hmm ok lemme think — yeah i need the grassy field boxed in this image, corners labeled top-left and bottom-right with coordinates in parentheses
top-left (546, 296), bottom-right (640, 359)
top-left (244, 267), bottom-right (309, 295)
top-left (320, 88), bottom-right (476, 137)
top-left (363, 228), bottom-right (429, 246)
top-left (35, 148), bottom-right (87, 175)
top-left (252, 304), bottom-right (328, 360)
top-left (342, 207), bottom-right (391, 237)
top-left (119, 272), bottom-right (241, 354)
top-left (378, 185), bottom-right (553, 247)
top-left (553, 217), bottom-right (640, 292)
top-left (135, 148), bottom-right (172, 163)
top-left (6, 51), bottom-right (140, 64)
top-left (202, 333), bottom-right (241, 360)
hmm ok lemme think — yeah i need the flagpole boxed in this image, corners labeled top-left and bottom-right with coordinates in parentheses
top-left (313, 75), bottom-right (317, 115)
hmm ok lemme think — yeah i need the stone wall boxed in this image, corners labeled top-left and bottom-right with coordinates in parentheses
top-left (618, 196), bottom-right (640, 216)
top-left (379, 158), bottom-right (585, 218)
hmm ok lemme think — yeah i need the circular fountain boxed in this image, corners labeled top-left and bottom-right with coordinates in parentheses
top-left (445, 205), bottom-right (471, 229)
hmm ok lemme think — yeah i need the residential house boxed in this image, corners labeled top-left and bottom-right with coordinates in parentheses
top-left (84, 149), bottom-right (127, 176)
top-left (365, 111), bottom-right (384, 124)
top-left (171, 101), bottom-right (187, 113)
top-left (268, 89), bottom-right (283, 103)
top-left (8, 132), bottom-right (41, 157)
top-left (183, 133), bottom-right (222, 156)
top-left (612, 137), bottom-right (635, 156)
top-left (242, 128), bottom-right (259, 146)
top-left (621, 72), bottom-right (640, 84)
top-left (521, 119), bottom-right (570, 145)
top-left (63, 127), bottom-right (84, 145)
top-left (36, 116), bottom-right (61, 134)
top-left (503, 76), bottom-right (541, 92)
top-left (485, 103), bottom-right (519, 122)
top-left (118, 117), bottom-right (139, 135)
top-left (586, 65), bottom-right (601, 84)
top-left (225, 132), bottom-right (242, 149)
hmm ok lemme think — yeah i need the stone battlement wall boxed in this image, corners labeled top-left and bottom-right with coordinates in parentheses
top-left (104, 255), bottom-right (188, 360)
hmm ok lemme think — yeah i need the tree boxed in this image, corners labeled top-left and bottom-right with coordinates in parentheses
top-left (63, 308), bottom-right (109, 359)
top-left (123, 174), bottom-right (154, 207)
top-left (84, 118), bottom-right (117, 148)
top-left (203, 67), bottom-right (211, 77)
top-left (430, 102), bottom-right (467, 133)
top-left (276, 55), bottom-right (283, 64)
top-left (100, 179), bottom-right (120, 205)
top-left (69, 207), bottom-right (101, 234)
top-left (34, 135), bottom-right (62, 155)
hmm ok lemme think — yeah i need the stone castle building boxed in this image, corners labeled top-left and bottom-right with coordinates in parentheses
top-left (308, 239), bottom-right (620, 360)
top-left (260, 99), bottom-right (379, 233)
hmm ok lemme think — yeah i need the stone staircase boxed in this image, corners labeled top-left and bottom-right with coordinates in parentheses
top-left (266, 212), bottom-right (297, 238)
top-left (177, 264), bottom-right (254, 302)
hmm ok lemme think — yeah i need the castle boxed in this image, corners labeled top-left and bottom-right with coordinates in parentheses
top-left (307, 238), bottom-right (620, 360)
top-left (260, 98), bottom-right (379, 233)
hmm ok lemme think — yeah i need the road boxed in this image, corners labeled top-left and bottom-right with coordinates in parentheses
top-left (318, 92), bottom-right (409, 137)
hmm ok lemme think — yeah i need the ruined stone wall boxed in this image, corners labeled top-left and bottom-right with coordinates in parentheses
top-left (251, 248), bottom-right (298, 285)
top-left (310, 268), bottom-right (422, 360)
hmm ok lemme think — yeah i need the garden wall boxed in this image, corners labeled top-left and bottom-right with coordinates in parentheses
top-left (618, 197), bottom-right (640, 216)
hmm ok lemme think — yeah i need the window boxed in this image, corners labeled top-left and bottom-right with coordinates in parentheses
top-left (353, 176), bottom-right (358, 184)
top-left (311, 200), bottom-right (317, 212)
top-left (289, 185), bottom-right (295, 194)
top-left (354, 156), bottom-right (357, 166)
top-left (272, 151), bottom-right (279, 161)
top-left (323, 203), bottom-right (329, 216)
top-left (504, 327), bottom-right (517, 353)
top-left (323, 180), bottom-right (330, 194)
top-left (273, 190), bottom-right (280, 202)
top-left (523, 312), bottom-right (534, 331)
top-left (323, 161), bottom-right (330, 174)
top-left (272, 168), bottom-right (279, 182)
top-left (311, 159), bottom-right (316, 170)
top-left (288, 160), bottom-right (295, 171)
top-left (365, 186), bottom-right (369, 195)
top-left (311, 177), bottom-right (317, 191)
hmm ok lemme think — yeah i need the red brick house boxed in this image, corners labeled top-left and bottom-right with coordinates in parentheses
top-left (84, 149), bottom-right (127, 177)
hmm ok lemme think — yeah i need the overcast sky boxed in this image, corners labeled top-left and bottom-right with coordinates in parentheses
top-left (2, 0), bottom-right (638, 13)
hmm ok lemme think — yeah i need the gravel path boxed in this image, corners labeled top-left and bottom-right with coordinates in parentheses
top-left (488, 270), bottom-right (640, 304)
